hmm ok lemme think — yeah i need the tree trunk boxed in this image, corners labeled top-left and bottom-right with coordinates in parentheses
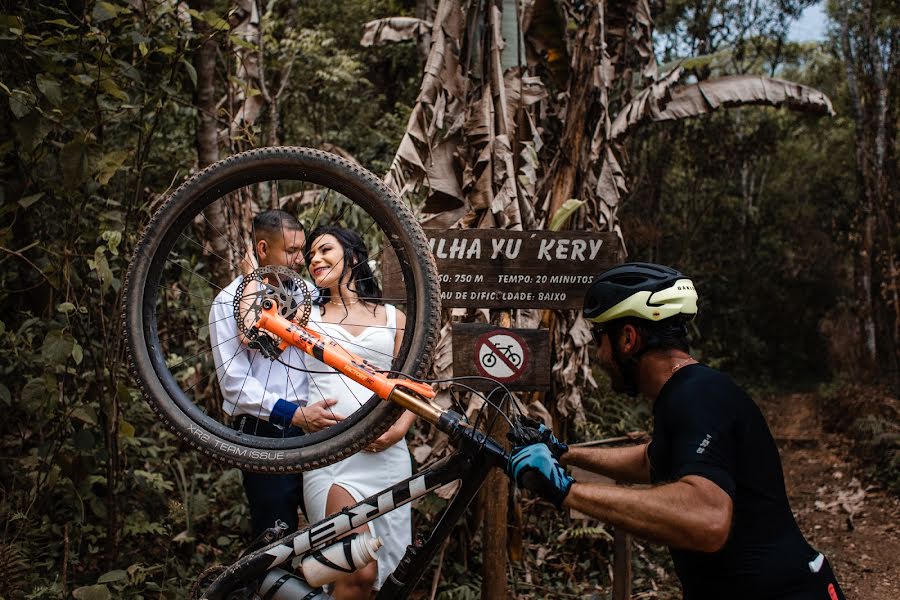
top-left (103, 376), bottom-right (120, 563)
top-left (546, 8), bottom-right (603, 219)
top-left (192, 4), bottom-right (263, 287)
top-left (195, 18), bottom-right (218, 169)
top-left (415, 0), bottom-right (435, 62)
top-left (226, 0), bottom-right (265, 150)
top-left (837, 1), bottom-right (899, 383)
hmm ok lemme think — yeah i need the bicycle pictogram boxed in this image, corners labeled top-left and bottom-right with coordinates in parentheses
top-left (474, 331), bottom-right (529, 383)
top-left (480, 344), bottom-right (522, 368)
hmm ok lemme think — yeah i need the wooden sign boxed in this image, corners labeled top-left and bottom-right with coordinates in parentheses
top-left (381, 229), bottom-right (620, 309)
top-left (451, 323), bottom-right (550, 392)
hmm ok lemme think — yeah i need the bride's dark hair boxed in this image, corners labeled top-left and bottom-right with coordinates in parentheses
top-left (305, 225), bottom-right (382, 311)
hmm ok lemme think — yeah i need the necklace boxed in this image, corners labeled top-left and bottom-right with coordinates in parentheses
top-left (671, 357), bottom-right (696, 374)
top-left (329, 298), bottom-right (359, 307)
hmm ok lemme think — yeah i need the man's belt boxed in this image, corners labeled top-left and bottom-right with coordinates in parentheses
top-left (234, 414), bottom-right (304, 438)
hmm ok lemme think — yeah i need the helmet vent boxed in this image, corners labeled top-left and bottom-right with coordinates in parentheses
top-left (613, 275), bottom-right (649, 287)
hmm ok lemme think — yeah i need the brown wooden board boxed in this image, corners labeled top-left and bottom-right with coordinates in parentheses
top-left (381, 229), bottom-right (621, 309)
top-left (451, 323), bottom-right (550, 392)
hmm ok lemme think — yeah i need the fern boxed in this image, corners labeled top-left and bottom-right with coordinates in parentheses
top-left (0, 543), bottom-right (29, 599)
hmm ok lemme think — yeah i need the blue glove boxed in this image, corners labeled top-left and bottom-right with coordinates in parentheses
top-left (508, 416), bottom-right (569, 459)
top-left (508, 443), bottom-right (575, 509)
top-left (536, 422), bottom-right (568, 459)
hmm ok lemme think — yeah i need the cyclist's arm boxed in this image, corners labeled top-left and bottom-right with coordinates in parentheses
top-left (563, 475), bottom-right (733, 552)
top-left (561, 443), bottom-right (651, 484)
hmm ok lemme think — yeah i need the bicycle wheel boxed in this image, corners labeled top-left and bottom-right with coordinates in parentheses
top-left (124, 147), bottom-right (440, 473)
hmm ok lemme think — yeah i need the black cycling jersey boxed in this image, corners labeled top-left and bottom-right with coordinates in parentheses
top-left (648, 364), bottom-right (845, 600)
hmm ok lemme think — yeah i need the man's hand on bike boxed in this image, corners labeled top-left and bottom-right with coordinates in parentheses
top-left (508, 443), bottom-right (575, 509)
top-left (508, 416), bottom-right (569, 459)
top-left (292, 398), bottom-right (344, 432)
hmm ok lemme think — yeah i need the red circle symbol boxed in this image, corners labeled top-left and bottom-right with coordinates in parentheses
top-left (473, 330), bottom-right (530, 383)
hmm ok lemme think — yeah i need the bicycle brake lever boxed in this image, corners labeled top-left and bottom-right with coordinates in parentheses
top-left (507, 415), bottom-right (544, 447)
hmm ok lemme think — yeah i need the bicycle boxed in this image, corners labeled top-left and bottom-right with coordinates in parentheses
top-left (124, 147), bottom-right (540, 599)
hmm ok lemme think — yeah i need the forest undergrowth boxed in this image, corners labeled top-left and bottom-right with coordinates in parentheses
top-left (1, 1), bottom-right (897, 598)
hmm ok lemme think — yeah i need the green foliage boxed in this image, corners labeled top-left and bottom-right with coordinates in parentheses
top-left (654, 0), bottom-right (813, 76)
top-left (853, 414), bottom-right (900, 493)
top-left (410, 494), bottom-right (677, 599)
top-left (559, 524), bottom-right (614, 543)
top-left (261, 0), bottom-right (420, 173)
top-left (0, 0), bottom-right (892, 597)
top-left (0, 2), bottom-right (248, 596)
top-left (0, 0), bottom-right (422, 595)
top-left (620, 43), bottom-right (856, 386)
top-left (578, 368), bottom-right (653, 441)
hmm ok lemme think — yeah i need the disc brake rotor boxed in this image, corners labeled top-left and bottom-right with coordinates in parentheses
top-left (232, 265), bottom-right (312, 357)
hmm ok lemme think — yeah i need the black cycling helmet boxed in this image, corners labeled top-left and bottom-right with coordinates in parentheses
top-left (583, 262), bottom-right (698, 324)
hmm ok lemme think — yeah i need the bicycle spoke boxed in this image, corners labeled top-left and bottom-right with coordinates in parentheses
top-left (164, 330), bottom-right (240, 374)
top-left (302, 358), bottom-right (343, 433)
top-left (157, 283), bottom-right (232, 306)
top-left (180, 342), bottom-right (248, 402)
top-left (179, 231), bottom-right (240, 273)
top-left (199, 206), bottom-right (247, 267)
top-left (251, 352), bottom-right (277, 434)
top-left (129, 148), bottom-right (439, 468)
top-left (164, 258), bottom-right (229, 296)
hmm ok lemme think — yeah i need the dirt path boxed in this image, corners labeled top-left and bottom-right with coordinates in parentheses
top-left (762, 394), bottom-right (900, 599)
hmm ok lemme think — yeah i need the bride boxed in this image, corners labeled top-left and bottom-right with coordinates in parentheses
top-left (298, 225), bottom-right (416, 599)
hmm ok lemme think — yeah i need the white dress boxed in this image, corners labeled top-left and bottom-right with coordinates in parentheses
top-left (302, 303), bottom-right (412, 590)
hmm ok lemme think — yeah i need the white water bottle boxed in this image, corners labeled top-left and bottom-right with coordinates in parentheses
top-left (257, 568), bottom-right (330, 600)
top-left (300, 532), bottom-right (383, 587)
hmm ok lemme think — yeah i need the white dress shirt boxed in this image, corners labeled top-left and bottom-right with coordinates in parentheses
top-left (208, 275), bottom-right (313, 422)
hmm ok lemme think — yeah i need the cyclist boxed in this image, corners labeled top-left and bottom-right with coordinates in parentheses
top-left (509, 262), bottom-right (845, 599)
top-left (208, 209), bottom-right (336, 540)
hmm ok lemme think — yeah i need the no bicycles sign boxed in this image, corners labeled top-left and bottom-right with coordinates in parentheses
top-left (452, 323), bottom-right (550, 391)
top-left (474, 330), bottom-right (530, 383)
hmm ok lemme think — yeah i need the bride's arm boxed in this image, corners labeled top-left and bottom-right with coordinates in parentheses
top-left (392, 309), bottom-right (406, 357)
top-left (367, 410), bottom-right (416, 452)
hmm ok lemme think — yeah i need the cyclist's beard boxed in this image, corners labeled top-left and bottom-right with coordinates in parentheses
top-left (609, 346), bottom-right (640, 398)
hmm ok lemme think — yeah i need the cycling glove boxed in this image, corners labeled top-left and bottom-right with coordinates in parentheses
top-left (508, 443), bottom-right (574, 509)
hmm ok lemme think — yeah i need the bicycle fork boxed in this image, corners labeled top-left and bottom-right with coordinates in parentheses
top-left (256, 300), bottom-right (445, 422)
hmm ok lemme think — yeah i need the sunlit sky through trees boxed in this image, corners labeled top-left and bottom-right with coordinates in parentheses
top-left (788, 2), bottom-right (828, 41)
